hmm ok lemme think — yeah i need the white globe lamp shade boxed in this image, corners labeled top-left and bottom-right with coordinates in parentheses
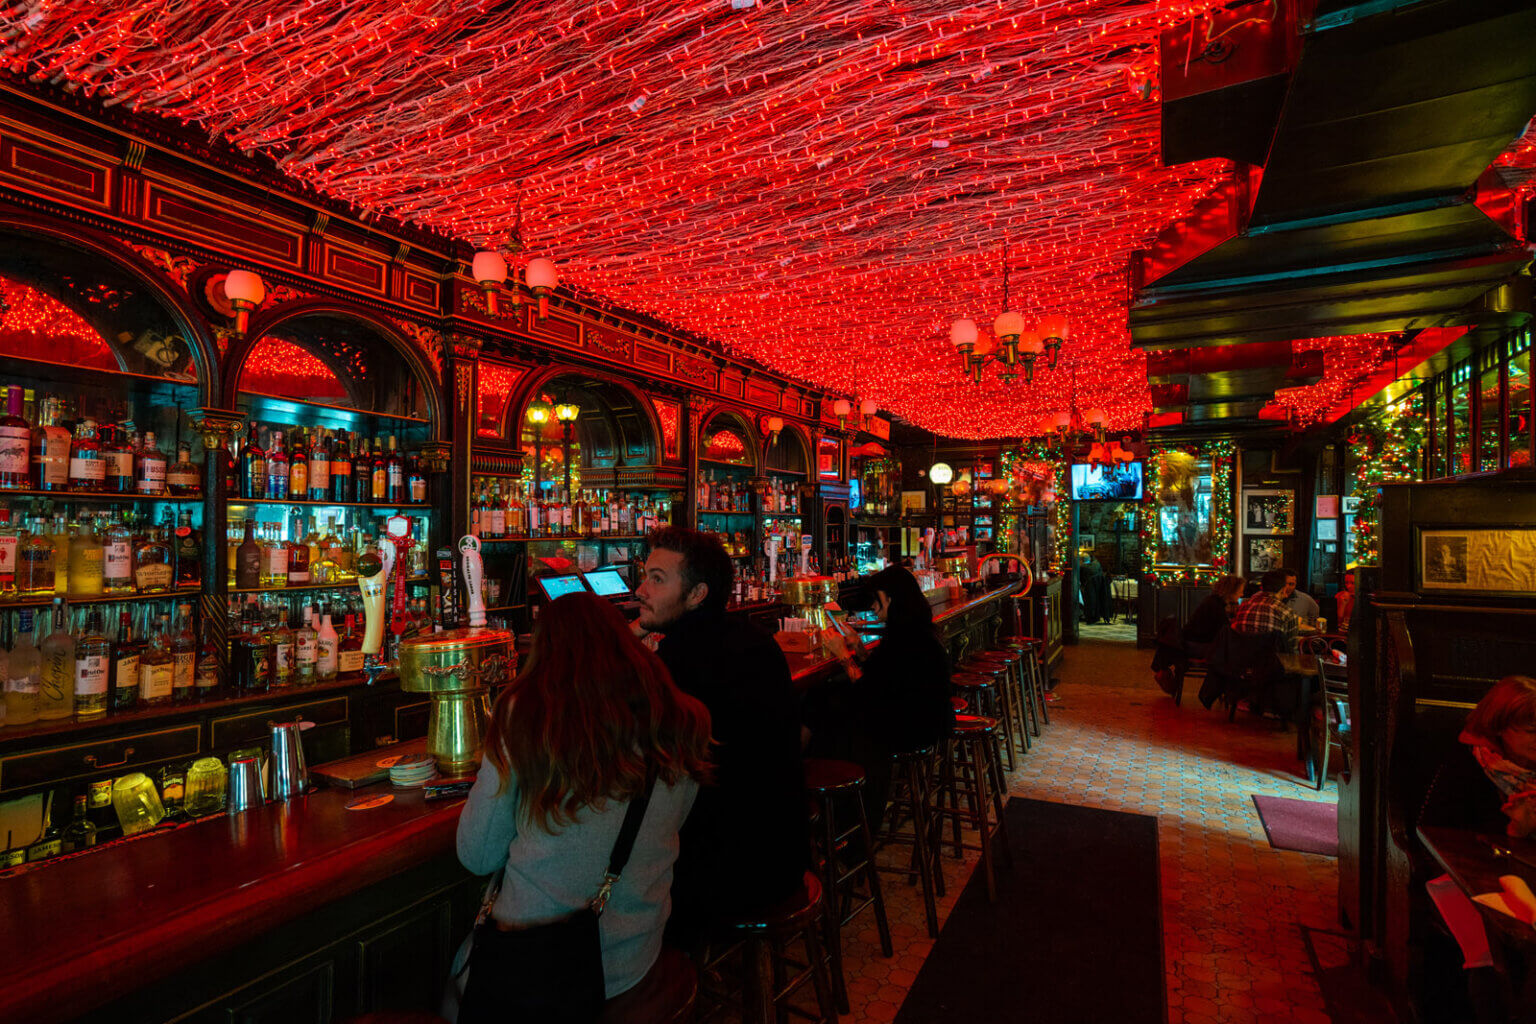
top-left (1019, 331), bottom-right (1045, 355)
top-left (859, 399), bottom-right (877, 418)
top-left (224, 269), bottom-right (266, 306)
top-left (767, 416), bottom-right (784, 434)
top-left (833, 399), bottom-right (852, 418)
top-left (948, 319), bottom-right (978, 348)
top-left (1085, 408), bottom-right (1107, 427)
top-left (471, 250), bottom-right (508, 285)
top-left (993, 310), bottom-right (1025, 339)
top-left (929, 461), bottom-right (954, 485)
top-left (524, 258), bottom-right (559, 290)
top-left (1051, 411), bottom-right (1072, 432)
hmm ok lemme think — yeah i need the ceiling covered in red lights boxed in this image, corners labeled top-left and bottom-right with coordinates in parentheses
top-left (4, 1), bottom-right (1272, 438)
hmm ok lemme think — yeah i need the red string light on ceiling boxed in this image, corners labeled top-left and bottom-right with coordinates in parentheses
top-left (2, 2), bottom-right (1255, 437)
top-left (1264, 333), bottom-right (1399, 426)
top-left (476, 362), bottom-right (524, 437)
top-left (0, 276), bottom-right (116, 368)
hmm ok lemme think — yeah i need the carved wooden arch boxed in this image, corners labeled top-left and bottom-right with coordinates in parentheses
top-left (505, 364), bottom-right (663, 461)
top-left (223, 299), bottom-right (446, 443)
top-left (696, 402), bottom-right (763, 475)
top-left (773, 420), bottom-right (815, 475)
top-left (0, 207), bottom-right (220, 406)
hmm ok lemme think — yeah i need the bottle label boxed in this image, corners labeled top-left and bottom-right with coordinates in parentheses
top-left (331, 458), bottom-right (350, 480)
top-left (104, 541), bottom-right (132, 581)
top-left (372, 468), bottom-right (386, 497)
top-left (106, 451), bottom-right (134, 480)
top-left (74, 655), bottom-right (107, 696)
top-left (114, 654), bottom-right (140, 696)
top-left (317, 637), bottom-right (338, 673)
top-left (35, 429), bottom-right (69, 486)
top-left (338, 648), bottom-right (365, 674)
top-left (135, 460), bottom-right (165, 491)
top-left (0, 424), bottom-right (29, 474)
top-left (274, 643), bottom-right (293, 675)
top-left (166, 465), bottom-right (199, 489)
top-left (135, 563), bottom-right (173, 589)
top-left (309, 457), bottom-right (329, 490)
top-left (140, 661), bottom-right (172, 700)
top-left (268, 468), bottom-right (288, 495)
top-left (0, 534), bottom-right (15, 576)
top-left (266, 547), bottom-right (288, 574)
top-left (388, 465), bottom-right (404, 488)
top-left (7, 672), bottom-right (38, 696)
top-left (411, 478), bottom-right (426, 502)
top-left (290, 462), bottom-right (308, 493)
top-left (69, 456), bottom-right (106, 482)
top-left (173, 652), bottom-right (195, 690)
top-left (195, 660), bottom-right (219, 690)
top-left (297, 634), bottom-right (317, 665)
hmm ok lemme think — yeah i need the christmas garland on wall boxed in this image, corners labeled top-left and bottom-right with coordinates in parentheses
top-left (998, 443), bottom-right (1069, 571)
top-left (1141, 440), bottom-right (1235, 585)
top-left (1347, 402), bottom-right (1425, 566)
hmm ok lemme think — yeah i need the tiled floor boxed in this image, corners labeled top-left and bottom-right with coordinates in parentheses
top-left (826, 636), bottom-right (1343, 1023)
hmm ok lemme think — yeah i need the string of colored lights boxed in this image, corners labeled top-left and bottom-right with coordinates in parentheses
top-left (0, 0), bottom-right (1235, 438)
top-left (1346, 404), bottom-right (1424, 566)
top-left (1264, 333), bottom-right (1399, 426)
top-left (1140, 440), bottom-right (1233, 584)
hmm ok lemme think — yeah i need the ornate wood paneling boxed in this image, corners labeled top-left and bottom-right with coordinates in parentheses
top-left (322, 241), bottom-right (388, 295)
top-left (143, 179), bottom-right (304, 265)
top-left (0, 127), bottom-right (112, 210)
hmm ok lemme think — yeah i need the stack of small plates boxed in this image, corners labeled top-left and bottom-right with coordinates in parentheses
top-left (389, 754), bottom-right (438, 788)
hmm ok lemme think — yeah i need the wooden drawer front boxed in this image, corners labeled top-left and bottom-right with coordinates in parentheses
top-left (394, 700), bottom-right (431, 742)
top-left (211, 697), bottom-right (350, 751)
top-left (0, 725), bottom-right (200, 793)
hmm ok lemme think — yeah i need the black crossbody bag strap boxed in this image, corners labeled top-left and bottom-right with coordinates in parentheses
top-left (590, 767), bottom-right (658, 915)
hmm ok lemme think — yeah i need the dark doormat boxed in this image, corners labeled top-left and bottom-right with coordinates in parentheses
top-left (893, 798), bottom-right (1164, 1024)
top-left (1251, 794), bottom-right (1338, 856)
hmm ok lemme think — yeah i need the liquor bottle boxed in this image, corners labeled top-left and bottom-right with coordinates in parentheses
top-left (240, 422), bottom-right (267, 500)
top-left (233, 598), bottom-right (269, 692)
top-left (73, 605), bottom-right (109, 718)
top-left (170, 603), bottom-right (196, 702)
top-left (330, 430), bottom-right (352, 502)
top-left (139, 612), bottom-right (173, 706)
top-left (0, 509), bottom-right (16, 593)
top-left (271, 608), bottom-right (294, 688)
top-left (488, 482), bottom-right (506, 538)
top-left (408, 453), bottom-right (427, 504)
top-left (37, 598), bottom-right (74, 720)
top-left (166, 442), bottom-right (201, 495)
top-left (352, 439), bottom-right (372, 503)
top-left (61, 794), bottom-right (97, 853)
top-left (316, 609), bottom-right (338, 680)
top-left (337, 612), bottom-right (364, 675)
top-left (68, 419), bottom-right (105, 492)
top-left (101, 424), bottom-right (133, 493)
top-left (194, 614), bottom-right (220, 699)
top-left (288, 428), bottom-right (309, 499)
top-left (0, 385), bottom-right (31, 489)
top-left (110, 607), bottom-right (140, 711)
top-left (26, 792), bottom-right (61, 862)
top-left (48, 514), bottom-right (69, 594)
top-left (266, 429), bottom-right (289, 501)
top-left (235, 518), bottom-right (262, 588)
top-left (135, 430), bottom-right (167, 496)
top-left (173, 509), bottom-right (201, 588)
top-left (507, 484), bottom-right (526, 537)
top-left (295, 605), bottom-right (318, 685)
top-left (385, 435), bottom-right (405, 503)
top-left (5, 610), bottom-right (38, 725)
top-left (370, 438), bottom-right (388, 501)
top-left (308, 428), bottom-right (330, 500)
top-left (133, 523), bottom-right (173, 594)
top-left (30, 396), bottom-right (70, 491)
top-left (287, 518), bottom-right (311, 585)
top-left (262, 524), bottom-right (289, 587)
top-left (69, 520), bottom-right (105, 596)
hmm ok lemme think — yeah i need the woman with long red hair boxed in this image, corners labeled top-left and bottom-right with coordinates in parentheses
top-left (455, 591), bottom-right (712, 1019)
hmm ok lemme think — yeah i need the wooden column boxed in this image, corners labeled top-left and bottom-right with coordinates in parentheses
top-left (442, 334), bottom-right (482, 552)
top-left (682, 392), bottom-right (707, 529)
top-left (192, 407), bottom-right (244, 684)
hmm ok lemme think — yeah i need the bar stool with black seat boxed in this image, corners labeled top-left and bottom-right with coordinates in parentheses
top-left (995, 638), bottom-right (1045, 738)
top-left (877, 744), bottom-right (945, 938)
top-left (956, 660), bottom-right (1021, 767)
top-left (1001, 636), bottom-right (1050, 731)
top-left (964, 649), bottom-right (1030, 759)
top-left (700, 871), bottom-right (838, 1024)
top-left (933, 714), bottom-right (1013, 902)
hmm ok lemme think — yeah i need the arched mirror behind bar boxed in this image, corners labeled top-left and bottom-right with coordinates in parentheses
top-left (698, 410), bottom-right (760, 563)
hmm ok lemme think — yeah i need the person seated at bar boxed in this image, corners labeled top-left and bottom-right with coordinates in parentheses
top-left (807, 565), bottom-right (953, 824)
top-left (1231, 568), bottom-right (1300, 654)
top-left (455, 592), bottom-right (713, 1011)
top-left (634, 527), bottom-right (809, 942)
top-left (1282, 570), bottom-right (1321, 625)
top-left (1183, 574), bottom-right (1246, 657)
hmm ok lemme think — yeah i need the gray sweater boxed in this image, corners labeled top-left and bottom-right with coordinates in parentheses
top-left (456, 755), bottom-right (698, 997)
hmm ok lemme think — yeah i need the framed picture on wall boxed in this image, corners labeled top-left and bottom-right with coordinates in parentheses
top-left (1317, 519), bottom-right (1339, 542)
top-left (1078, 533), bottom-right (1096, 551)
top-left (1342, 496), bottom-right (1362, 514)
top-left (1248, 537), bottom-right (1284, 572)
top-left (1242, 489), bottom-right (1295, 535)
top-left (900, 490), bottom-right (927, 513)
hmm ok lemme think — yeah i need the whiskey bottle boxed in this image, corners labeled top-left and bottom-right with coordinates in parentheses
top-left (173, 510), bottom-right (201, 588)
top-left (134, 430), bottom-right (167, 496)
top-left (194, 614), bottom-right (220, 699)
top-left (235, 518), bottom-right (262, 588)
top-left (170, 603), bottom-right (196, 702)
top-left (30, 396), bottom-right (70, 491)
top-left (239, 422), bottom-right (266, 500)
top-left (134, 523), bottom-right (173, 594)
top-left (68, 419), bottom-right (105, 492)
top-left (37, 598), bottom-right (74, 720)
top-left (408, 453), bottom-right (427, 504)
top-left (25, 792), bottom-right (61, 862)
top-left (73, 605), bottom-right (109, 718)
top-left (0, 385), bottom-right (31, 489)
top-left (287, 428), bottom-right (309, 499)
top-left (61, 794), bottom-right (97, 853)
top-left (139, 612), bottom-right (173, 706)
top-left (110, 607), bottom-right (140, 710)
top-left (165, 442), bottom-right (201, 496)
top-left (337, 612), bottom-right (364, 675)
top-left (287, 518), bottom-right (311, 585)
top-left (101, 424), bottom-right (134, 493)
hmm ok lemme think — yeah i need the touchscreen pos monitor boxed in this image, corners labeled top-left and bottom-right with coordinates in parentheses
top-left (534, 575), bottom-right (587, 601)
top-left (583, 569), bottom-right (631, 598)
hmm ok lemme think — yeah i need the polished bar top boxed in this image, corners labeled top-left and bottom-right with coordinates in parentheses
top-left (0, 783), bottom-right (464, 1023)
top-left (783, 579), bottom-right (1024, 683)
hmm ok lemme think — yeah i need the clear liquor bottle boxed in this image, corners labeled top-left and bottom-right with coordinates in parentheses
top-left (37, 598), bottom-right (74, 720)
top-left (170, 603), bottom-right (196, 702)
top-left (68, 519), bottom-right (105, 596)
top-left (102, 510), bottom-right (134, 594)
top-left (0, 384), bottom-right (31, 489)
top-left (138, 612), bottom-right (173, 706)
top-left (295, 604), bottom-right (318, 686)
top-left (48, 513), bottom-right (69, 594)
top-left (271, 607), bottom-right (294, 688)
top-left (262, 523), bottom-right (289, 587)
top-left (5, 609), bottom-right (39, 725)
top-left (73, 605), bottom-right (109, 718)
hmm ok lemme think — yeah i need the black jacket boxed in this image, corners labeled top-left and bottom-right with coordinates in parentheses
top-left (856, 629), bottom-right (953, 754)
top-left (656, 608), bottom-right (809, 925)
top-left (1182, 594), bottom-right (1231, 645)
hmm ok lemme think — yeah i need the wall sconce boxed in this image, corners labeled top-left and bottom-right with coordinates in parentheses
top-left (928, 461), bottom-right (954, 485)
top-left (766, 416), bottom-right (784, 445)
top-left (471, 251), bottom-right (508, 315)
top-left (554, 400), bottom-right (580, 425)
top-left (524, 258), bottom-right (559, 321)
top-left (859, 399), bottom-right (878, 426)
top-left (223, 269), bottom-right (265, 338)
top-left (833, 398), bottom-right (852, 429)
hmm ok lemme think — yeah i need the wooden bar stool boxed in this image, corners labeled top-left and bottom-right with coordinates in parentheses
top-left (803, 758), bottom-right (894, 1014)
top-left (934, 715), bottom-right (1013, 902)
top-left (956, 660), bottom-right (1020, 768)
top-left (877, 745), bottom-right (944, 938)
top-left (597, 947), bottom-right (698, 1023)
top-left (966, 649), bottom-right (1030, 758)
top-left (998, 640), bottom-right (1043, 738)
top-left (702, 871), bottom-right (838, 1024)
top-left (1002, 637), bottom-right (1049, 731)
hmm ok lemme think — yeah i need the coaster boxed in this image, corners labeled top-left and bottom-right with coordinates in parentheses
top-left (346, 794), bottom-right (395, 811)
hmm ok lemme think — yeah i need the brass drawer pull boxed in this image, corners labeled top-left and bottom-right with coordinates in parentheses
top-left (83, 747), bottom-right (136, 770)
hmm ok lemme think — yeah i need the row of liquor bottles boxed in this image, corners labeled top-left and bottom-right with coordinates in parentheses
top-left (226, 512), bottom-right (430, 588)
top-left (0, 507), bottom-right (201, 596)
top-left (0, 389), bottom-right (201, 495)
top-left (696, 468), bottom-right (802, 513)
top-left (0, 591), bottom-right (429, 726)
top-left (469, 478), bottom-right (672, 539)
top-left (4, 789), bottom-right (101, 866)
top-left (234, 423), bottom-right (428, 504)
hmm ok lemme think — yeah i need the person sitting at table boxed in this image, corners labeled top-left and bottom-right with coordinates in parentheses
top-left (1231, 569), bottom-right (1300, 654)
top-left (1282, 570), bottom-right (1321, 625)
top-left (1184, 574), bottom-right (1246, 656)
top-left (455, 592), bottom-right (713, 1018)
top-left (1438, 675), bottom-right (1536, 838)
top-left (1334, 575), bottom-right (1356, 632)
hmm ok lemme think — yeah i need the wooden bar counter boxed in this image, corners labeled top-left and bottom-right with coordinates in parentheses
top-left (0, 783), bottom-right (478, 1024)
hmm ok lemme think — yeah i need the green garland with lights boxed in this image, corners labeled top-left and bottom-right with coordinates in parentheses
top-left (1347, 403), bottom-right (1424, 566)
top-left (1141, 440), bottom-right (1235, 585)
top-left (998, 442), bottom-right (1069, 570)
